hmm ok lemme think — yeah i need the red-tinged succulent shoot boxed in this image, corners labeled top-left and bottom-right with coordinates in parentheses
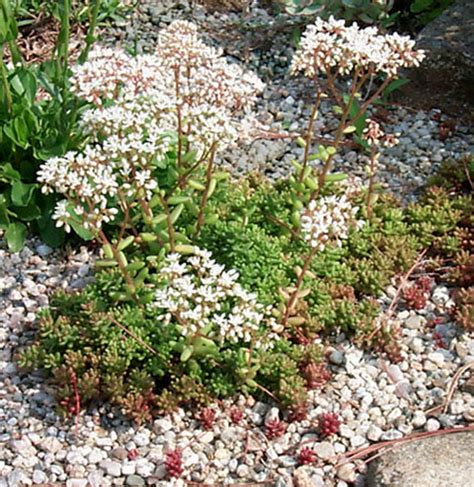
top-left (265, 419), bottom-right (287, 439)
top-left (229, 406), bottom-right (244, 425)
top-left (164, 448), bottom-right (183, 478)
top-left (199, 407), bottom-right (216, 430)
top-left (318, 412), bottom-right (341, 437)
top-left (298, 446), bottom-right (317, 465)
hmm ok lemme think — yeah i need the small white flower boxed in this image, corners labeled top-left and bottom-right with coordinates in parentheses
top-left (301, 194), bottom-right (363, 251)
top-left (52, 200), bottom-right (71, 233)
top-left (291, 16), bottom-right (424, 79)
top-left (152, 248), bottom-right (280, 348)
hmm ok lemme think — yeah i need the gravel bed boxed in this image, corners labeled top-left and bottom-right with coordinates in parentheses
top-left (101, 0), bottom-right (474, 201)
top-left (0, 2), bottom-right (473, 486)
top-left (1, 239), bottom-right (473, 486)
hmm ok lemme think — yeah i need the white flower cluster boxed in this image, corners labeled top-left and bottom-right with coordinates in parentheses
top-left (363, 118), bottom-right (399, 148)
top-left (153, 249), bottom-right (281, 348)
top-left (300, 194), bottom-right (364, 251)
top-left (37, 135), bottom-right (161, 231)
top-left (38, 20), bottom-right (264, 232)
top-left (290, 16), bottom-right (425, 78)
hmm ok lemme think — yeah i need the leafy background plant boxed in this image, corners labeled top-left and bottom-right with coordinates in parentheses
top-left (276, 0), bottom-right (454, 31)
top-left (0, 0), bottom-right (107, 250)
top-left (10, 0), bottom-right (133, 26)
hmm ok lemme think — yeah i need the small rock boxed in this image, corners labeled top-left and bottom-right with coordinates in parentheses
top-left (406, 315), bottom-right (426, 329)
top-left (329, 350), bottom-right (345, 365)
top-left (133, 432), bottom-right (150, 447)
top-left (351, 435), bottom-right (367, 448)
top-left (32, 470), bottom-right (47, 484)
top-left (236, 464), bottom-right (250, 478)
top-left (425, 418), bottom-right (440, 432)
top-left (66, 480), bottom-right (88, 487)
top-left (462, 372), bottom-right (474, 395)
top-left (367, 425), bottom-right (383, 442)
top-left (337, 463), bottom-right (356, 483)
top-left (111, 447), bottom-right (128, 461)
top-left (427, 352), bottom-right (445, 367)
top-left (449, 399), bottom-right (465, 415)
top-left (387, 408), bottom-right (402, 424)
top-left (100, 460), bottom-right (122, 477)
top-left (409, 337), bottom-right (424, 353)
top-left (199, 431), bottom-right (214, 444)
top-left (264, 407), bottom-right (280, 425)
top-left (87, 471), bottom-right (105, 487)
top-left (314, 441), bottom-right (335, 460)
top-left (279, 455), bottom-right (298, 468)
top-left (214, 448), bottom-right (231, 461)
top-left (126, 475), bottom-right (145, 486)
top-left (293, 467), bottom-right (313, 486)
top-left (153, 418), bottom-right (173, 433)
top-left (36, 244), bottom-right (53, 256)
top-left (463, 408), bottom-right (474, 422)
top-left (432, 286), bottom-right (451, 305)
top-left (122, 463), bottom-right (136, 475)
top-left (40, 437), bottom-right (62, 454)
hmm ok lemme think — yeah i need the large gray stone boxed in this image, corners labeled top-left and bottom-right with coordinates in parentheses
top-left (366, 431), bottom-right (474, 487)
top-left (399, 0), bottom-right (474, 121)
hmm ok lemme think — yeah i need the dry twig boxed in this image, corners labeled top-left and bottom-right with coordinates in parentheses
top-left (337, 424), bottom-right (474, 468)
top-left (424, 361), bottom-right (474, 416)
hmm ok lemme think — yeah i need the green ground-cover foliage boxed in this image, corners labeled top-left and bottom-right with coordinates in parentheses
top-left (19, 166), bottom-right (473, 421)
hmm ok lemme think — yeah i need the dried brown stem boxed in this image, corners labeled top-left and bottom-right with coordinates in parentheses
top-left (109, 316), bottom-right (159, 355)
top-left (337, 424), bottom-right (474, 468)
top-left (363, 248), bottom-right (428, 344)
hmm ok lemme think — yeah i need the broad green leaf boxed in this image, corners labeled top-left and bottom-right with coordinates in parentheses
top-left (383, 77), bottom-right (410, 98)
top-left (0, 198), bottom-right (10, 228)
top-left (12, 116), bottom-right (29, 148)
top-left (37, 216), bottom-right (65, 248)
top-left (70, 220), bottom-right (96, 240)
top-left (11, 181), bottom-right (35, 207)
top-left (5, 222), bottom-right (27, 252)
top-left (0, 163), bottom-right (21, 182)
top-left (11, 202), bottom-right (41, 221)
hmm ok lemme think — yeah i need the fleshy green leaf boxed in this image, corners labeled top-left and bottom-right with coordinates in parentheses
top-left (5, 222), bottom-right (27, 252)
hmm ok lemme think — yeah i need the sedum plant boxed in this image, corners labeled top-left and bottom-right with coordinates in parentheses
top-left (37, 20), bottom-right (264, 298)
top-left (18, 12), bottom-right (473, 424)
top-left (286, 16), bottom-right (424, 231)
top-left (19, 166), bottom-right (473, 420)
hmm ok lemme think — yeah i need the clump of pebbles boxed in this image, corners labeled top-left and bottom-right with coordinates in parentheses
top-left (1, 2), bottom-right (473, 486)
top-left (0, 239), bottom-right (473, 486)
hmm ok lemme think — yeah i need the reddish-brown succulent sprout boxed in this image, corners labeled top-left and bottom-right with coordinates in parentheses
top-left (318, 412), bottom-right (341, 437)
top-left (164, 448), bottom-right (184, 478)
top-left (229, 407), bottom-right (244, 425)
top-left (298, 446), bottom-right (318, 465)
top-left (265, 419), bottom-right (287, 439)
top-left (199, 407), bottom-right (216, 430)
